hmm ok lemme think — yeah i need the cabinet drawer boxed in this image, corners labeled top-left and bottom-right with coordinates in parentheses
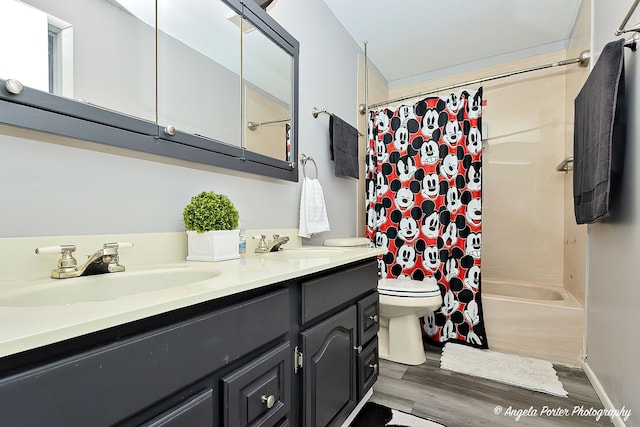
top-left (357, 292), bottom-right (379, 346)
top-left (0, 289), bottom-right (290, 427)
top-left (301, 260), bottom-right (377, 324)
top-left (142, 389), bottom-right (214, 427)
top-left (222, 342), bottom-right (291, 427)
top-left (358, 337), bottom-right (378, 401)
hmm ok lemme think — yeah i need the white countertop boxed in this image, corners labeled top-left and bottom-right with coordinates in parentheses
top-left (0, 246), bottom-right (382, 359)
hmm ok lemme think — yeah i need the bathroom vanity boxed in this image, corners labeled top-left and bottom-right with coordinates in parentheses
top-left (0, 247), bottom-right (380, 426)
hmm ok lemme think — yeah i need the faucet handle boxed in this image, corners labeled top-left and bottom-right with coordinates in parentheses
top-left (35, 244), bottom-right (78, 274)
top-left (252, 235), bottom-right (269, 253)
top-left (35, 244), bottom-right (76, 255)
top-left (101, 242), bottom-right (133, 273)
top-left (104, 242), bottom-right (134, 249)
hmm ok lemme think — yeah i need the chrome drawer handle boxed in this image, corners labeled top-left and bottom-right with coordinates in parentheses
top-left (369, 314), bottom-right (378, 323)
top-left (368, 363), bottom-right (378, 372)
top-left (261, 394), bottom-right (276, 409)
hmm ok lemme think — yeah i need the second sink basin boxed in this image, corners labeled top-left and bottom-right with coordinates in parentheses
top-left (0, 267), bottom-right (220, 307)
top-left (260, 248), bottom-right (349, 260)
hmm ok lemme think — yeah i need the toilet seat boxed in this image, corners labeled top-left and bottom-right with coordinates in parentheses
top-left (378, 278), bottom-right (441, 298)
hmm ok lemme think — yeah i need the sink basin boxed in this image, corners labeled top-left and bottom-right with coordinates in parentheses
top-left (260, 248), bottom-right (349, 260)
top-left (0, 268), bottom-right (220, 307)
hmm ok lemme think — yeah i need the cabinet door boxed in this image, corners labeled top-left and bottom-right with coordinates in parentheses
top-left (300, 306), bottom-right (357, 427)
top-left (142, 389), bottom-right (214, 427)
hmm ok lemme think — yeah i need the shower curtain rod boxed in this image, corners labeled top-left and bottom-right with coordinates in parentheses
top-left (359, 50), bottom-right (591, 114)
top-left (359, 35), bottom-right (637, 114)
top-left (616, 0), bottom-right (640, 35)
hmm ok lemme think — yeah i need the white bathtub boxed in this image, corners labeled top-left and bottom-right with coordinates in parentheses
top-left (481, 280), bottom-right (584, 365)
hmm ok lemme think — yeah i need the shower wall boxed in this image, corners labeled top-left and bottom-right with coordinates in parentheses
top-left (389, 50), bottom-right (575, 288)
top-left (563, 0), bottom-right (590, 306)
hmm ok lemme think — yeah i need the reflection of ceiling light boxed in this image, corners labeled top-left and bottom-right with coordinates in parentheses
top-left (224, 12), bottom-right (255, 34)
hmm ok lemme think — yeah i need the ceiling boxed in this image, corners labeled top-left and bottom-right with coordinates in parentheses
top-left (321, 0), bottom-right (583, 88)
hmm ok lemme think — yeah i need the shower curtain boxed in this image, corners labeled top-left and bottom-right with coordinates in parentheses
top-left (365, 88), bottom-right (488, 349)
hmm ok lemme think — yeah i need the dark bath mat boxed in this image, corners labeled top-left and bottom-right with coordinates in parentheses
top-left (350, 401), bottom-right (444, 427)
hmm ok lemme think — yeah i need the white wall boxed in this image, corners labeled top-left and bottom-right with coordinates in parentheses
top-left (586, 0), bottom-right (640, 424)
top-left (0, 0), bottom-right (361, 243)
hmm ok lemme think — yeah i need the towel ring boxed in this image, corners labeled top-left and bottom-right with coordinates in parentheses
top-left (300, 154), bottom-right (318, 179)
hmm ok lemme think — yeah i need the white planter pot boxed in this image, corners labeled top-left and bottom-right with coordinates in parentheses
top-left (186, 230), bottom-right (240, 262)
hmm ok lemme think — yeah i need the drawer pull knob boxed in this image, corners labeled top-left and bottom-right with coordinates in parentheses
top-left (369, 314), bottom-right (378, 323)
top-left (368, 363), bottom-right (378, 372)
top-left (261, 394), bottom-right (276, 409)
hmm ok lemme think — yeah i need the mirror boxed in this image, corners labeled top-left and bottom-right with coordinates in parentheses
top-left (0, 0), bottom-right (298, 181)
top-left (157, 0), bottom-right (242, 147)
top-left (242, 12), bottom-right (293, 162)
top-left (0, 0), bottom-right (156, 123)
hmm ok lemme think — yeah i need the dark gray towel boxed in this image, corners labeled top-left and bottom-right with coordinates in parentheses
top-left (330, 114), bottom-right (360, 179)
top-left (573, 39), bottom-right (626, 224)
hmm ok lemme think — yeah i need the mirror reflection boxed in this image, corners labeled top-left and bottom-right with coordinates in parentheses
top-left (157, 0), bottom-right (242, 147)
top-left (0, 0), bottom-right (156, 122)
top-left (242, 14), bottom-right (293, 161)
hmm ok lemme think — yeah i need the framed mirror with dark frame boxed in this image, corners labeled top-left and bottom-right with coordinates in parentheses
top-left (0, 0), bottom-right (299, 182)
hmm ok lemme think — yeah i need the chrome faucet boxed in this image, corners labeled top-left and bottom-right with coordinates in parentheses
top-left (252, 234), bottom-right (290, 253)
top-left (35, 242), bottom-right (134, 279)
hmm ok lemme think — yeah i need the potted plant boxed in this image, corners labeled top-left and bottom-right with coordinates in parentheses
top-left (183, 191), bottom-right (240, 261)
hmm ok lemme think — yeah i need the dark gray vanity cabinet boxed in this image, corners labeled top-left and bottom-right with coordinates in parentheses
top-left (0, 289), bottom-right (292, 427)
top-left (0, 257), bottom-right (379, 427)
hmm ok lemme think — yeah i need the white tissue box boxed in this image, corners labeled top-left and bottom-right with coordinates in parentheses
top-left (186, 230), bottom-right (240, 262)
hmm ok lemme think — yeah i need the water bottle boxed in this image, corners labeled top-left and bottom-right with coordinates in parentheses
top-left (238, 228), bottom-right (247, 255)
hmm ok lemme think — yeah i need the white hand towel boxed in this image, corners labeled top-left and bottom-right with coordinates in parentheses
top-left (298, 176), bottom-right (330, 238)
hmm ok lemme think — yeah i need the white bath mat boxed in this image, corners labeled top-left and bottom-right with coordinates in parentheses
top-left (440, 343), bottom-right (568, 397)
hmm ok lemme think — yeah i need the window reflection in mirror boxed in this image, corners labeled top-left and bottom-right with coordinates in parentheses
top-left (157, 0), bottom-right (242, 148)
top-left (0, 0), bottom-right (156, 123)
top-left (242, 14), bottom-right (293, 162)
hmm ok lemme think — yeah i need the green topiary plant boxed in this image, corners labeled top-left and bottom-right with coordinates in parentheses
top-left (183, 191), bottom-right (239, 233)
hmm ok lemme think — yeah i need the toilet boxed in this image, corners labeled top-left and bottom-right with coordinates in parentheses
top-left (324, 238), bottom-right (443, 366)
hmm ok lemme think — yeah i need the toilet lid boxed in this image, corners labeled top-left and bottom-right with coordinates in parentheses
top-left (378, 278), bottom-right (441, 297)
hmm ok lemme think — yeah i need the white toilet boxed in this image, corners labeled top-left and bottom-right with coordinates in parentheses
top-left (324, 238), bottom-right (443, 366)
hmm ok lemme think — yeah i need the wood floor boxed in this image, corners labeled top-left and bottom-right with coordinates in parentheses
top-left (370, 345), bottom-right (611, 426)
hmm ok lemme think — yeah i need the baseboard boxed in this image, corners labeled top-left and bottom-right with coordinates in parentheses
top-left (582, 361), bottom-right (627, 427)
top-left (340, 388), bottom-right (374, 427)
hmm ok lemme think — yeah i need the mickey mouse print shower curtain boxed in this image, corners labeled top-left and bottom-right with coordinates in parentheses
top-left (365, 89), bottom-right (488, 349)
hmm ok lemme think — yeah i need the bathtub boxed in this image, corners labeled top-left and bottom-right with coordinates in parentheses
top-left (481, 280), bottom-right (584, 366)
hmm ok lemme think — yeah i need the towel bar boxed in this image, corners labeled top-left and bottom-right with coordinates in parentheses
top-left (300, 154), bottom-right (319, 178)
top-left (312, 107), bottom-right (364, 136)
top-left (556, 156), bottom-right (574, 172)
